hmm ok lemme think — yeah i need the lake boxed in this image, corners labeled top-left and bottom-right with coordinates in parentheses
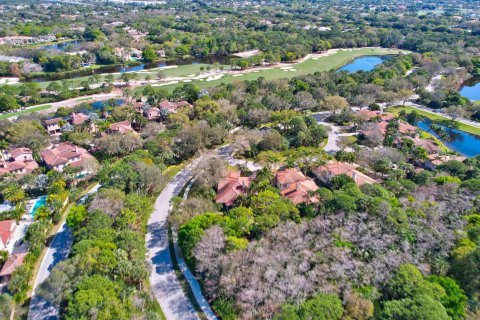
top-left (460, 77), bottom-right (480, 101)
top-left (417, 118), bottom-right (480, 157)
top-left (38, 40), bottom-right (83, 51)
top-left (338, 55), bottom-right (391, 73)
top-left (29, 55), bottom-right (231, 82)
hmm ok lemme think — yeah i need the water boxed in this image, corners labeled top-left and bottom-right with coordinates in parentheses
top-left (338, 56), bottom-right (391, 73)
top-left (30, 196), bottom-right (47, 218)
top-left (38, 40), bottom-right (82, 51)
top-left (416, 119), bottom-right (480, 157)
top-left (460, 77), bottom-right (480, 101)
top-left (29, 55), bottom-right (230, 82)
top-left (90, 99), bottom-right (125, 111)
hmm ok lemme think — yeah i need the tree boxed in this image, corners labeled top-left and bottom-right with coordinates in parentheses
top-left (35, 205), bottom-right (52, 221)
top-left (66, 205), bottom-right (87, 229)
top-left (0, 94), bottom-right (18, 112)
top-left (157, 70), bottom-right (166, 82)
top-left (2, 184), bottom-right (25, 208)
top-left (83, 27), bottom-right (104, 41)
top-left (142, 46), bottom-right (157, 62)
top-left (321, 96), bottom-right (349, 114)
top-left (445, 105), bottom-right (464, 124)
top-left (380, 295), bottom-right (449, 320)
top-left (299, 294), bottom-right (344, 320)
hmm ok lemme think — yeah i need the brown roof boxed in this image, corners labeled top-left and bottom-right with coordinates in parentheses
top-left (108, 120), bottom-right (135, 134)
top-left (159, 100), bottom-right (192, 113)
top-left (275, 168), bottom-right (307, 187)
top-left (315, 161), bottom-right (377, 186)
top-left (0, 253), bottom-right (27, 277)
top-left (44, 117), bottom-right (62, 125)
top-left (71, 113), bottom-right (89, 125)
top-left (0, 220), bottom-right (16, 247)
top-left (356, 110), bottom-right (394, 121)
top-left (216, 170), bottom-right (251, 206)
top-left (9, 148), bottom-right (32, 159)
top-left (410, 138), bottom-right (440, 154)
top-left (427, 155), bottom-right (467, 166)
top-left (280, 179), bottom-right (319, 205)
top-left (40, 142), bottom-right (92, 168)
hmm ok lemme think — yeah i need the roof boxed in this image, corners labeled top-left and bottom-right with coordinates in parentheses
top-left (71, 113), bottom-right (89, 125)
top-left (159, 100), bottom-right (192, 113)
top-left (40, 142), bottom-right (92, 168)
top-left (0, 253), bottom-right (27, 277)
top-left (9, 148), bottom-right (32, 159)
top-left (108, 120), bottom-right (134, 134)
top-left (44, 117), bottom-right (62, 125)
top-left (0, 220), bottom-right (16, 246)
top-left (427, 155), bottom-right (467, 166)
top-left (356, 110), bottom-right (394, 121)
top-left (315, 161), bottom-right (377, 186)
top-left (280, 179), bottom-right (319, 205)
top-left (216, 170), bottom-right (251, 206)
top-left (410, 138), bottom-right (440, 154)
top-left (275, 168), bottom-right (307, 186)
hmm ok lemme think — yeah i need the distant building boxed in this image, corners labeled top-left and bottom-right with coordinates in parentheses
top-left (40, 142), bottom-right (95, 173)
top-left (145, 107), bottom-right (162, 121)
top-left (70, 112), bottom-right (89, 126)
top-left (313, 161), bottom-right (377, 186)
top-left (274, 168), bottom-right (308, 190)
top-left (0, 148), bottom-right (38, 176)
top-left (356, 110), bottom-right (395, 122)
top-left (216, 170), bottom-right (252, 206)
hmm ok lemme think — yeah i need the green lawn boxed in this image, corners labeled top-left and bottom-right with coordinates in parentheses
top-left (134, 47), bottom-right (405, 94)
top-left (388, 105), bottom-right (480, 136)
top-left (0, 104), bottom-right (52, 119)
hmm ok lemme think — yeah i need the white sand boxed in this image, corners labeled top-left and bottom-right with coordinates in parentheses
top-left (0, 77), bottom-right (20, 84)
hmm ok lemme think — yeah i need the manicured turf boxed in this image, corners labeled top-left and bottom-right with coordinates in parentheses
top-left (388, 105), bottom-right (480, 136)
top-left (0, 104), bottom-right (52, 119)
top-left (135, 48), bottom-right (405, 93)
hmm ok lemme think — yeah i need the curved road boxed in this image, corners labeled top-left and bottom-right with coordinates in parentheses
top-left (146, 149), bottom-right (261, 320)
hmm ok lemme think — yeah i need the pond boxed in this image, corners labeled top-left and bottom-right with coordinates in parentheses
top-left (338, 55), bottom-right (391, 73)
top-left (29, 55), bottom-right (231, 82)
top-left (416, 118), bottom-right (480, 157)
top-left (90, 99), bottom-right (125, 111)
top-left (460, 77), bottom-right (480, 101)
top-left (38, 40), bottom-right (83, 51)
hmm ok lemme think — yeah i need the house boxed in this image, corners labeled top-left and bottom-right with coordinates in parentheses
top-left (275, 168), bottom-right (319, 205)
top-left (159, 100), bottom-right (192, 114)
top-left (145, 107), bottom-right (162, 121)
top-left (356, 110), bottom-right (394, 122)
top-left (280, 179), bottom-right (319, 205)
top-left (0, 253), bottom-right (27, 280)
top-left (313, 161), bottom-right (377, 186)
top-left (361, 120), bottom-right (417, 138)
top-left (410, 137), bottom-right (441, 154)
top-left (40, 142), bottom-right (94, 173)
top-left (44, 117), bottom-right (63, 135)
top-left (106, 120), bottom-right (135, 134)
top-left (274, 168), bottom-right (308, 189)
top-left (216, 170), bottom-right (252, 206)
top-left (0, 148), bottom-right (38, 176)
top-left (0, 220), bottom-right (16, 251)
top-left (425, 155), bottom-right (467, 170)
top-left (70, 112), bottom-right (89, 126)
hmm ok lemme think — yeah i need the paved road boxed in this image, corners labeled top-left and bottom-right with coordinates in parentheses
top-left (146, 160), bottom-right (200, 320)
top-left (28, 184), bottom-right (101, 320)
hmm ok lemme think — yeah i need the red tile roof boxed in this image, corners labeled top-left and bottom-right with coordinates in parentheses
top-left (356, 110), bottom-right (394, 121)
top-left (314, 161), bottom-right (377, 186)
top-left (216, 170), bottom-right (252, 206)
top-left (275, 168), bottom-right (307, 187)
top-left (71, 113), bottom-right (89, 125)
top-left (108, 120), bottom-right (135, 134)
top-left (44, 117), bottom-right (62, 125)
top-left (0, 253), bottom-right (27, 277)
top-left (40, 142), bottom-right (93, 169)
top-left (0, 220), bottom-right (16, 247)
top-left (280, 179), bottom-right (319, 205)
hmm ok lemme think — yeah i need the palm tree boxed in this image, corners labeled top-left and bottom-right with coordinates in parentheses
top-left (2, 184), bottom-right (25, 209)
top-left (34, 205), bottom-right (51, 221)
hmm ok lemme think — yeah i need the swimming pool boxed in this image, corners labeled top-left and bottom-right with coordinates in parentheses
top-left (30, 196), bottom-right (47, 218)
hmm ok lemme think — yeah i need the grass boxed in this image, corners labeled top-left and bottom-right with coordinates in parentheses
top-left (135, 47), bottom-right (405, 93)
top-left (388, 105), bottom-right (480, 136)
top-left (0, 104), bottom-right (52, 119)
